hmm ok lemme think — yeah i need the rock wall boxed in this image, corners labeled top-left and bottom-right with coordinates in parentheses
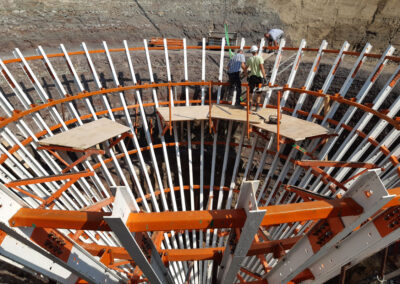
top-left (0, 0), bottom-right (399, 54)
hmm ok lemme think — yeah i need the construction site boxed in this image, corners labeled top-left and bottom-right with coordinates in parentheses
top-left (0, 1), bottom-right (399, 283)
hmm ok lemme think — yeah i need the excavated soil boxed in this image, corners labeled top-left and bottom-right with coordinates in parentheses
top-left (0, 0), bottom-right (400, 55)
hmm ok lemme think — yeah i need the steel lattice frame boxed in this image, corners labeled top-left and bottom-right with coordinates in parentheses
top-left (0, 38), bottom-right (399, 284)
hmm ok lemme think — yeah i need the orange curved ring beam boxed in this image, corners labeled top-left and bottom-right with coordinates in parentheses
top-left (0, 82), bottom-right (398, 130)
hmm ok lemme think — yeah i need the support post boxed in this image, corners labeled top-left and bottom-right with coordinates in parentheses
top-left (104, 186), bottom-right (173, 284)
top-left (246, 86), bottom-right (250, 138)
top-left (209, 82), bottom-right (212, 133)
top-left (277, 90), bottom-right (281, 152)
top-left (168, 83), bottom-right (172, 135)
top-left (217, 180), bottom-right (266, 283)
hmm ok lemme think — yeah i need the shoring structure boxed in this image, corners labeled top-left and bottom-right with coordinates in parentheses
top-left (0, 37), bottom-right (398, 284)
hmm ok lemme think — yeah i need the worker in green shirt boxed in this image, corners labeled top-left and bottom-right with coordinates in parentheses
top-left (243, 45), bottom-right (266, 111)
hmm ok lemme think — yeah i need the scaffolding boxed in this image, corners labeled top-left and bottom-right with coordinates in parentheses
top-left (0, 37), bottom-right (398, 284)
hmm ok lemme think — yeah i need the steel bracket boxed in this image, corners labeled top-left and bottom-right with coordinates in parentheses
top-left (266, 170), bottom-right (394, 283)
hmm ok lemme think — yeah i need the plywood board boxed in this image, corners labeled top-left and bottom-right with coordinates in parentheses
top-left (251, 108), bottom-right (333, 141)
top-left (157, 106), bottom-right (209, 122)
top-left (210, 105), bottom-right (260, 123)
top-left (39, 118), bottom-right (130, 150)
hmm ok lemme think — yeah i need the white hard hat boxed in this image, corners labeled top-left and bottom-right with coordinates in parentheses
top-left (250, 45), bottom-right (258, 53)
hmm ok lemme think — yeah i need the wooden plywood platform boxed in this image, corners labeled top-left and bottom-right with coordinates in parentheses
top-left (157, 105), bottom-right (209, 122)
top-left (39, 118), bottom-right (130, 150)
top-left (251, 109), bottom-right (333, 141)
top-left (211, 105), bottom-right (260, 123)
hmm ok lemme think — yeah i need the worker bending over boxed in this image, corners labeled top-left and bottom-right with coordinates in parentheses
top-left (264, 28), bottom-right (284, 50)
top-left (244, 45), bottom-right (266, 111)
top-left (227, 49), bottom-right (246, 106)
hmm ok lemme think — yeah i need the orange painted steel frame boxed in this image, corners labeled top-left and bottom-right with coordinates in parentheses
top-left (0, 80), bottom-right (396, 207)
top-left (5, 171), bottom-right (95, 208)
top-left (1, 123), bottom-right (397, 204)
top-left (9, 196), bottom-right (367, 231)
top-left (3, 44), bottom-right (400, 67)
top-left (1, 107), bottom-right (398, 198)
top-left (294, 160), bottom-right (382, 169)
top-left (79, 236), bottom-right (301, 263)
top-left (1, 43), bottom-right (399, 284)
top-left (37, 146), bottom-right (105, 173)
top-left (0, 83), bottom-right (398, 131)
top-left (284, 185), bottom-right (329, 202)
top-left (8, 187), bottom-right (400, 233)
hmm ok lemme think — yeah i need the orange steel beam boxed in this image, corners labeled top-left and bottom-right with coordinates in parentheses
top-left (1, 102), bottom-right (398, 192)
top-left (341, 168), bottom-right (370, 185)
top-left (309, 166), bottom-right (348, 192)
top-left (1, 82), bottom-right (398, 132)
top-left (46, 149), bottom-right (70, 167)
top-left (283, 87), bottom-right (400, 130)
top-left (37, 146), bottom-right (105, 173)
top-left (236, 273), bottom-right (245, 283)
top-left (291, 144), bottom-right (318, 160)
top-left (385, 187), bottom-right (400, 208)
top-left (240, 267), bottom-right (263, 280)
top-left (135, 185), bottom-right (233, 204)
top-left (79, 236), bottom-right (300, 262)
top-left (255, 231), bottom-right (270, 273)
top-left (294, 160), bottom-right (382, 169)
top-left (37, 145), bottom-right (105, 154)
top-left (79, 196), bottom-right (115, 212)
top-left (108, 132), bottom-right (133, 149)
top-left (284, 185), bottom-right (330, 201)
top-left (71, 197), bottom-right (115, 241)
top-left (162, 123), bottom-right (170, 137)
top-left (5, 171), bottom-right (94, 187)
top-left (63, 150), bottom-right (104, 173)
top-left (6, 186), bottom-right (45, 203)
top-left (2, 44), bottom-right (400, 67)
top-left (5, 171), bottom-right (94, 207)
top-left (126, 198), bottom-right (361, 231)
top-left (39, 177), bottom-right (80, 208)
top-left (9, 197), bottom-right (367, 232)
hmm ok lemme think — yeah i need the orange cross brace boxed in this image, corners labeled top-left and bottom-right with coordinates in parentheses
top-left (79, 236), bottom-right (301, 262)
top-left (5, 171), bottom-right (94, 208)
top-left (108, 132), bottom-right (133, 149)
top-left (38, 146), bottom-right (105, 173)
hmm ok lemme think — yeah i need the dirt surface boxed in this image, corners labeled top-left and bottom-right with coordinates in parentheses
top-left (0, 0), bottom-right (400, 57)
